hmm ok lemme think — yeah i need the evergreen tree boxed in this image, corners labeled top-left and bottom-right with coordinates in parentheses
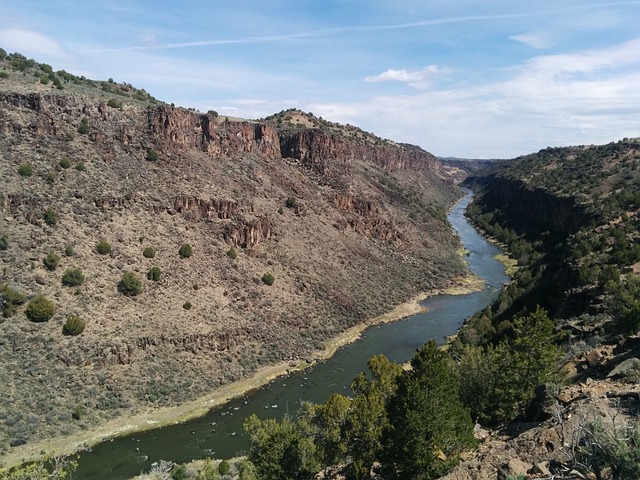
top-left (382, 340), bottom-right (475, 480)
top-left (244, 414), bottom-right (319, 480)
top-left (458, 307), bottom-right (561, 424)
top-left (297, 394), bottom-right (351, 472)
top-left (344, 354), bottom-right (402, 479)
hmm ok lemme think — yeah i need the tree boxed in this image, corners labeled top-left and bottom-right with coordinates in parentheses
top-left (381, 340), bottom-right (476, 480)
top-left (608, 274), bottom-right (640, 334)
top-left (237, 461), bottom-right (257, 480)
top-left (118, 272), bottom-right (142, 296)
top-left (344, 354), bottom-right (402, 479)
top-left (297, 394), bottom-right (351, 473)
top-left (244, 414), bottom-right (319, 480)
top-left (458, 307), bottom-right (561, 424)
top-left (25, 294), bottom-right (56, 322)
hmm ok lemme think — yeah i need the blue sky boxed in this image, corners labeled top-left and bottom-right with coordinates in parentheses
top-left (1, 1), bottom-right (640, 158)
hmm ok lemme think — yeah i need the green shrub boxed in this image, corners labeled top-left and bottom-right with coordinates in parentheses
top-left (285, 196), bottom-right (298, 209)
top-left (0, 235), bottom-right (8, 251)
top-left (46, 172), bottom-right (56, 184)
top-left (183, 301), bottom-right (192, 310)
top-left (0, 71), bottom-right (8, 79)
top-left (25, 294), bottom-right (55, 322)
top-left (261, 273), bottom-right (275, 286)
top-left (146, 149), bottom-right (158, 161)
top-left (170, 464), bottom-right (188, 480)
top-left (63, 316), bottom-right (86, 336)
top-left (95, 240), bottom-right (111, 255)
top-left (227, 247), bottom-right (237, 259)
top-left (1, 283), bottom-right (26, 318)
top-left (218, 460), bottom-right (231, 476)
top-left (147, 266), bottom-right (162, 281)
top-left (43, 252), bottom-right (60, 271)
top-left (59, 157), bottom-right (71, 169)
top-left (78, 117), bottom-right (89, 134)
top-left (179, 243), bottom-right (192, 258)
top-left (75, 161), bottom-right (85, 171)
top-left (197, 458), bottom-right (219, 480)
top-left (143, 246), bottom-right (155, 258)
top-left (44, 207), bottom-right (57, 225)
top-left (107, 98), bottom-right (123, 109)
top-left (18, 163), bottom-right (33, 177)
top-left (62, 268), bottom-right (85, 286)
top-left (118, 272), bottom-right (142, 296)
top-left (64, 244), bottom-right (74, 256)
top-left (72, 404), bottom-right (85, 420)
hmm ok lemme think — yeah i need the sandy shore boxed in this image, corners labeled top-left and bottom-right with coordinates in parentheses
top-left (1, 273), bottom-right (484, 469)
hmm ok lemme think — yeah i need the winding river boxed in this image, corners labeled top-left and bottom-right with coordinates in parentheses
top-left (74, 192), bottom-right (507, 479)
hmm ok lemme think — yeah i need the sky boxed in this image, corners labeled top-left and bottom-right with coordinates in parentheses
top-left (1, 1), bottom-right (640, 158)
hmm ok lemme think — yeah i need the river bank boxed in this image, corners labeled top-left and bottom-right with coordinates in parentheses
top-left (1, 273), bottom-right (484, 470)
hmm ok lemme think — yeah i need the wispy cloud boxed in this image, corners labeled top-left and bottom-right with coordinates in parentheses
top-left (524, 37), bottom-right (640, 75)
top-left (79, 2), bottom-right (640, 54)
top-left (365, 65), bottom-right (448, 89)
top-left (510, 32), bottom-right (554, 49)
top-left (0, 28), bottom-right (70, 60)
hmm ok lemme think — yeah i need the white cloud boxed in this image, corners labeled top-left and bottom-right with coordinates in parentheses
top-left (510, 32), bottom-right (554, 49)
top-left (137, 33), bottom-right (156, 43)
top-left (364, 65), bottom-right (448, 89)
top-left (308, 37), bottom-right (640, 158)
top-left (0, 28), bottom-right (69, 60)
top-left (524, 37), bottom-right (640, 74)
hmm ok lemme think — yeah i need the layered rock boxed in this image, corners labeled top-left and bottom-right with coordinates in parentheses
top-left (280, 129), bottom-right (442, 172)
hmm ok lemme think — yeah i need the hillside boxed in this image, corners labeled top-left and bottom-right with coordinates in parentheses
top-left (0, 52), bottom-right (466, 458)
top-left (445, 140), bottom-right (640, 479)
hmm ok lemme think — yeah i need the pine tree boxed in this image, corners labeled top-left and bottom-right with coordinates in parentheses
top-left (382, 340), bottom-right (475, 479)
top-left (344, 354), bottom-right (402, 479)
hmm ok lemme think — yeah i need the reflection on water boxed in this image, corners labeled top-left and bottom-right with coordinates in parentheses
top-left (74, 192), bottom-right (507, 479)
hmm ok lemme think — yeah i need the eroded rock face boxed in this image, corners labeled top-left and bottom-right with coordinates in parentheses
top-left (280, 129), bottom-right (442, 172)
top-left (223, 217), bottom-right (272, 248)
top-left (148, 106), bottom-right (281, 158)
top-left (173, 196), bottom-right (239, 221)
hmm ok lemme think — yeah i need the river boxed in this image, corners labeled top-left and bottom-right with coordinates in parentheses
top-left (73, 191), bottom-right (507, 479)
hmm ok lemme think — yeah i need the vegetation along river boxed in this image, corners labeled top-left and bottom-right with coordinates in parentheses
top-left (74, 191), bottom-right (508, 479)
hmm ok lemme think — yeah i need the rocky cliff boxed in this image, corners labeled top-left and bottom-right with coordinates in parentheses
top-left (465, 174), bottom-right (600, 237)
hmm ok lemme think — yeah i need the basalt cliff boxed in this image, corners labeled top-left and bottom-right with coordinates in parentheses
top-left (0, 59), bottom-right (465, 457)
